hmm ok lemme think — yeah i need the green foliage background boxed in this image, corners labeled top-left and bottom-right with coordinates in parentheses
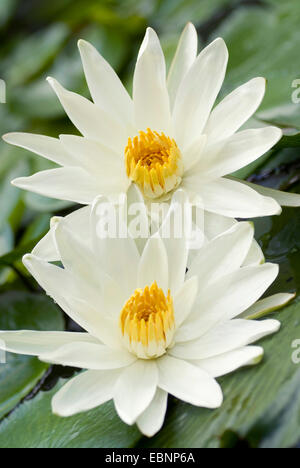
top-left (0, 0), bottom-right (300, 448)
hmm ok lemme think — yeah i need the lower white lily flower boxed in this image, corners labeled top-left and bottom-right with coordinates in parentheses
top-left (0, 198), bottom-right (287, 436)
top-left (3, 24), bottom-right (300, 222)
top-left (32, 189), bottom-right (294, 318)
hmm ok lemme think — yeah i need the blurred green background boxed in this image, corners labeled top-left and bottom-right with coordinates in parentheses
top-left (0, 0), bottom-right (300, 448)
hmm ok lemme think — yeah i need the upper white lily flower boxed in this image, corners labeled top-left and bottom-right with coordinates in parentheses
top-left (3, 23), bottom-right (300, 218)
top-left (0, 194), bottom-right (288, 436)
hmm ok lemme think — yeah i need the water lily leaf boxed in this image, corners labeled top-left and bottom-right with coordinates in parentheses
top-left (24, 192), bottom-right (73, 214)
top-left (2, 23), bottom-right (69, 87)
top-left (0, 160), bottom-right (29, 231)
top-left (0, 235), bottom-right (46, 267)
top-left (273, 132), bottom-right (300, 151)
top-left (0, 292), bottom-right (64, 419)
top-left (0, 380), bottom-right (141, 448)
top-left (0, 0), bottom-right (17, 28)
top-left (0, 223), bottom-right (13, 285)
top-left (214, 4), bottom-right (300, 130)
top-left (153, 0), bottom-right (233, 33)
top-left (138, 298), bottom-right (300, 448)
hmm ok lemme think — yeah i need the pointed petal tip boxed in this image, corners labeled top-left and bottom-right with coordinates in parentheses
top-left (212, 37), bottom-right (227, 48)
top-left (184, 22), bottom-right (197, 33)
top-left (78, 38), bottom-right (93, 53)
top-left (2, 132), bottom-right (14, 143)
top-left (142, 26), bottom-right (159, 47)
top-left (205, 37), bottom-right (228, 62)
top-left (146, 26), bottom-right (156, 35)
top-left (46, 76), bottom-right (61, 91)
top-left (77, 38), bottom-right (86, 48)
top-left (267, 261), bottom-right (280, 275)
top-left (257, 76), bottom-right (267, 86)
top-left (50, 216), bottom-right (62, 228)
top-left (250, 346), bottom-right (264, 365)
top-left (267, 318), bottom-right (281, 333)
top-left (11, 177), bottom-right (23, 187)
top-left (22, 253), bottom-right (34, 267)
top-left (212, 382), bottom-right (223, 408)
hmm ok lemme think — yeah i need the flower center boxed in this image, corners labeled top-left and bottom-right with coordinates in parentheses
top-left (125, 128), bottom-right (183, 199)
top-left (119, 281), bottom-right (175, 359)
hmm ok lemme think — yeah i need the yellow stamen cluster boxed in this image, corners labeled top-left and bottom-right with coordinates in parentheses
top-left (125, 128), bottom-right (183, 199)
top-left (120, 282), bottom-right (175, 359)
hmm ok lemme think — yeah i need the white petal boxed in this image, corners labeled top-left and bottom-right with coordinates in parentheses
top-left (236, 178), bottom-right (300, 207)
top-left (61, 205), bottom-right (91, 240)
top-left (133, 28), bottom-right (171, 134)
top-left (114, 360), bottom-right (158, 425)
top-left (32, 219), bottom-right (61, 261)
top-left (23, 254), bottom-right (112, 342)
top-left (203, 210), bottom-right (236, 240)
top-left (137, 236), bottom-right (168, 293)
top-left (54, 218), bottom-right (107, 299)
top-left (243, 239), bottom-right (265, 266)
top-left (33, 207), bottom-right (91, 262)
top-left (60, 135), bottom-right (129, 191)
top-left (0, 330), bottom-right (97, 356)
top-left (191, 212), bottom-right (264, 269)
top-left (173, 276), bottom-right (198, 328)
top-left (127, 184), bottom-right (149, 254)
top-left (3, 132), bottom-right (74, 166)
top-left (40, 342), bottom-right (136, 369)
top-left (66, 296), bottom-right (121, 349)
top-left (47, 77), bottom-right (127, 152)
top-left (78, 39), bottom-right (133, 127)
top-left (12, 167), bottom-right (103, 204)
top-left (57, 210), bottom-right (127, 320)
top-left (158, 355), bottom-right (222, 408)
top-left (52, 369), bottom-right (120, 417)
top-left (184, 177), bottom-right (282, 218)
top-left (156, 190), bottom-right (191, 294)
top-left (137, 388), bottom-right (168, 437)
top-left (239, 293), bottom-right (295, 319)
top-left (171, 319), bottom-right (280, 360)
top-left (197, 127), bottom-right (282, 178)
top-left (173, 38), bottom-right (228, 149)
top-left (91, 197), bottom-right (140, 299)
top-left (167, 23), bottom-right (198, 111)
top-left (182, 135), bottom-right (207, 172)
top-left (176, 263), bottom-right (279, 342)
top-left (188, 222), bottom-right (254, 288)
top-left (204, 77), bottom-right (266, 144)
top-left (193, 346), bottom-right (264, 377)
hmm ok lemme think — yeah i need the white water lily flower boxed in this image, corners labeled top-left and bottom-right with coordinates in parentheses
top-left (3, 23), bottom-right (300, 219)
top-left (0, 196), bottom-right (286, 436)
top-left (31, 187), bottom-right (294, 316)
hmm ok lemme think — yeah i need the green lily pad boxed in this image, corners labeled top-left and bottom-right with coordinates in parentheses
top-left (214, 3), bottom-right (300, 130)
top-left (0, 380), bottom-right (141, 448)
top-left (0, 292), bottom-right (64, 419)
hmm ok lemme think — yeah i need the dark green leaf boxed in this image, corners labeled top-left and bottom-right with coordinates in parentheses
top-left (0, 291), bottom-right (64, 419)
top-left (0, 380), bottom-right (141, 448)
top-left (0, 235), bottom-right (46, 267)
